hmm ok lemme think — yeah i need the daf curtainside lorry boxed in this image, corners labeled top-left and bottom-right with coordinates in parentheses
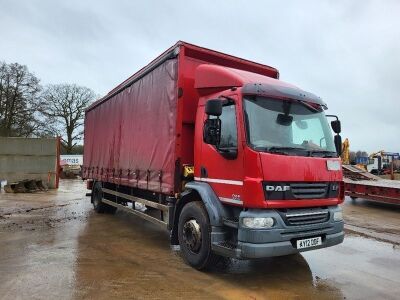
top-left (83, 41), bottom-right (344, 270)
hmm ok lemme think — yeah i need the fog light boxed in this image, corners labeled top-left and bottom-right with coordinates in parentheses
top-left (242, 217), bottom-right (274, 228)
top-left (333, 211), bottom-right (343, 221)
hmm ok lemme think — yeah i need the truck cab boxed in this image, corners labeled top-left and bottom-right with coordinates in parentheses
top-left (179, 64), bottom-right (344, 265)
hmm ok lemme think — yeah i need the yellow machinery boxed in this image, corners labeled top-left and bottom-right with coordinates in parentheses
top-left (369, 150), bottom-right (385, 159)
top-left (368, 150), bottom-right (385, 172)
top-left (340, 138), bottom-right (366, 171)
top-left (341, 138), bottom-right (350, 165)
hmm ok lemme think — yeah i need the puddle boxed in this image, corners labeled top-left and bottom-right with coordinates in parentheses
top-left (303, 235), bottom-right (400, 300)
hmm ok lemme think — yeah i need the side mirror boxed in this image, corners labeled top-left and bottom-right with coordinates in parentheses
top-left (331, 120), bottom-right (341, 134)
top-left (203, 118), bottom-right (221, 145)
top-left (205, 99), bottom-right (222, 116)
top-left (334, 135), bottom-right (342, 156)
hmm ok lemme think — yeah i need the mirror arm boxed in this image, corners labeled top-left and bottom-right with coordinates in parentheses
top-left (326, 114), bottom-right (341, 134)
top-left (326, 114), bottom-right (339, 120)
top-left (219, 96), bottom-right (235, 106)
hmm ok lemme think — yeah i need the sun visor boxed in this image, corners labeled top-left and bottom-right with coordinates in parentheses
top-left (242, 83), bottom-right (327, 109)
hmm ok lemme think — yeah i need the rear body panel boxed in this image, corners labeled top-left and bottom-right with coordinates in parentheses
top-left (83, 58), bottom-right (178, 193)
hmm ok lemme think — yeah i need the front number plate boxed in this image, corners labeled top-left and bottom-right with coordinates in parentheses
top-left (296, 237), bottom-right (322, 249)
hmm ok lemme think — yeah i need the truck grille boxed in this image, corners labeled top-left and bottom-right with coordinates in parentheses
top-left (280, 209), bottom-right (330, 226)
top-left (290, 183), bottom-right (328, 199)
top-left (263, 181), bottom-right (339, 200)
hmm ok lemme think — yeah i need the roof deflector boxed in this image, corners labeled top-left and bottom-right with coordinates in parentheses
top-left (242, 83), bottom-right (327, 109)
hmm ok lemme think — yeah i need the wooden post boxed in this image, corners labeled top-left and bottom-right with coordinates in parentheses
top-left (56, 136), bottom-right (61, 189)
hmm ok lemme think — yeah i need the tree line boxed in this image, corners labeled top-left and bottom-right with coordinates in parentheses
top-left (0, 61), bottom-right (97, 154)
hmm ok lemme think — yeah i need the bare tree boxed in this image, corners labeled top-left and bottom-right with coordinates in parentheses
top-left (41, 84), bottom-right (96, 154)
top-left (0, 62), bottom-right (42, 137)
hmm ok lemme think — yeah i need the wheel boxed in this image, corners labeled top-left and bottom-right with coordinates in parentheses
top-left (178, 201), bottom-right (221, 270)
top-left (350, 196), bottom-right (357, 202)
top-left (92, 182), bottom-right (117, 214)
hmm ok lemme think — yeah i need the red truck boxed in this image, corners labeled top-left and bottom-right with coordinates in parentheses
top-left (83, 41), bottom-right (345, 270)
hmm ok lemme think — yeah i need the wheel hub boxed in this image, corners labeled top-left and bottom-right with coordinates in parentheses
top-left (183, 219), bottom-right (202, 253)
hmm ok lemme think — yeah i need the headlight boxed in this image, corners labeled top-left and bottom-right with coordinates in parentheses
top-left (333, 211), bottom-right (343, 221)
top-left (242, 217), bottom-right (274, 228)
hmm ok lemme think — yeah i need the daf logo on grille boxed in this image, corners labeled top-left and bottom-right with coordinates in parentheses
top-left (266, 185), bottom-right (290, 192)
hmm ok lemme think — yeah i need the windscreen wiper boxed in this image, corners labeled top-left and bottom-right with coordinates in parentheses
top-left (253, 146), bottom-right (286, 154)
top-left (308, 150), bottom-right (337, 157)
top-left (268, 146), bottom-right (308, 151)
top-left (267, 146), bottom-right (309, 155)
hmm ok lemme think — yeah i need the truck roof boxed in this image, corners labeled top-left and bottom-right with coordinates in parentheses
top-left (195, 64), bottom-right (325, 107)
top-left (86, 41), bottom-right (279, 112)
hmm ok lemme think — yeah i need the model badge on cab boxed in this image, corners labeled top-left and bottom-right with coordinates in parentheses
top-left (265, 185), bottom-right (290, 192)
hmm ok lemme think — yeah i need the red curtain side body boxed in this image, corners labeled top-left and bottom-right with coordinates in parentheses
top-left (83, 59), bottom-right (178, 194)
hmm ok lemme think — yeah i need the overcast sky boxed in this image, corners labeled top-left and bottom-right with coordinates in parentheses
top-left (0, 0), bottom-right (399, 152)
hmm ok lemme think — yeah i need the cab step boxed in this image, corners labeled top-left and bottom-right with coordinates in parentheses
top-left (223, 217), bottom-right (239, 228)
top-left (212, 241), bottom-right (240, 258)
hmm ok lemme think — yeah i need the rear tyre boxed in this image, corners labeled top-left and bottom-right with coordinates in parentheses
top-left (178, 201), bottom-right (221, 270)
top-left (92, 182), bottom-right (117, 214)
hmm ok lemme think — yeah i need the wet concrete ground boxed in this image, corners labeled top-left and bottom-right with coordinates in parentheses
top-left (0, 180), bottom-right (399, 300)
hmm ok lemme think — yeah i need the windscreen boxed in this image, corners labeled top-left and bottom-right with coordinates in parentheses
top-left (243, 96), bottom-right (336, 157)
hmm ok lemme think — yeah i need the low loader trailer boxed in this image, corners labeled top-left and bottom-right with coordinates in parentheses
top-left (83, 42), bottom-right (345, 269)
top-left (343, 165), bottom-right (400, 205)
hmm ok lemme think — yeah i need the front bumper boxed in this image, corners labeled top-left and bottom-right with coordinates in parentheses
top-left (239, 231), bottom-right (344, 258)
top-left (213, 206), bottom-right (344, 259)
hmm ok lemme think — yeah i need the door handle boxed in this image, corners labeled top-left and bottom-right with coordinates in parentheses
top-left (201, 166), bottom-right (208, 178)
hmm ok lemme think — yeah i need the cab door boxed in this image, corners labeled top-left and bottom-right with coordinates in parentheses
top-left (197, 96), bottom-right (244, 206)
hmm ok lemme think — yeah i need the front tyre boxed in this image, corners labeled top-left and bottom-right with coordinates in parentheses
top-left (178, 201), bottom-right (221, 270)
